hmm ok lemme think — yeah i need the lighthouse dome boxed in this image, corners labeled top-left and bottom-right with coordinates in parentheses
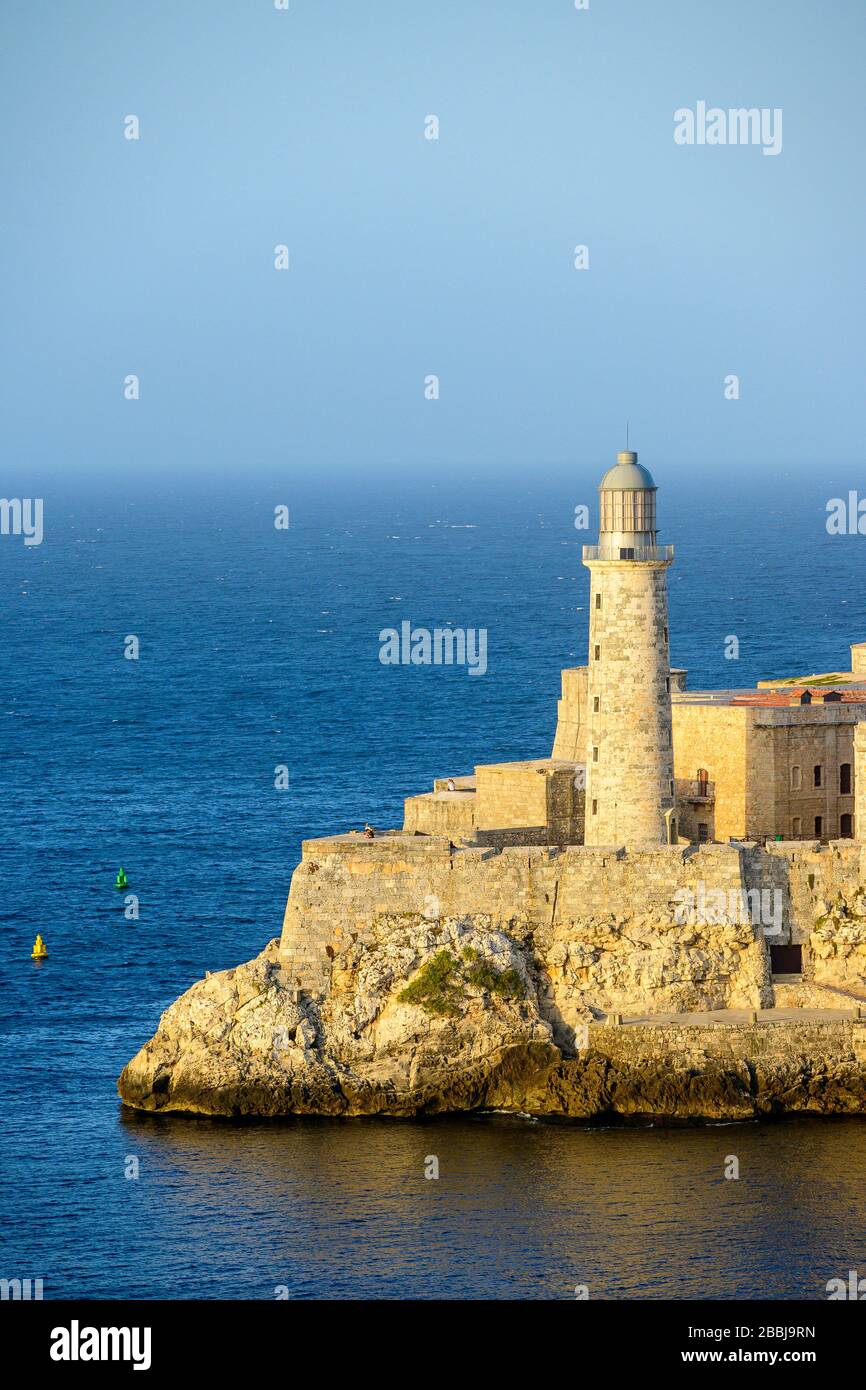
top-left (596, 449), bottom-right (659, 540)
top-left (599, 451), bottom-right (656, 491)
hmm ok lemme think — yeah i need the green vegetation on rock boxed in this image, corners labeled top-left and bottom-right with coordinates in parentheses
top-left (398, 947), bottom-right (524, 1017)
top-left (398, 950), bottom-right (463, 1016)
top-left (464, 959), bottom-right (523, 998)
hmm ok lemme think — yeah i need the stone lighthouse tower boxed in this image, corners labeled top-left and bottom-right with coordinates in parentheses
top-left (582, 450), bottom-right (676, 845)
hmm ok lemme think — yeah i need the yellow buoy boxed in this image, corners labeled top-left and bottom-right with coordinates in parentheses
top-left (31, 933), bottom-right (48, 960)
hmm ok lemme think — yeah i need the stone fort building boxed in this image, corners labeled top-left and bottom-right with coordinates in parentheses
top-left (278, 452), bottom-right (866, 1011)
top-left (405, 450), bottom-right (866, 852)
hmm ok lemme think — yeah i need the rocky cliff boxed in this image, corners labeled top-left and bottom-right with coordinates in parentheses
top-left (118, 918), bottom-right (866, 1122)
top-left (811, 886), bottom-right (866, 988)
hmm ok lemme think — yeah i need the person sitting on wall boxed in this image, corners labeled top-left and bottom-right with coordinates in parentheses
top-left (446, 778), bottom-right (456, 792)
top-left (363, 823), bottom-right (375, 839)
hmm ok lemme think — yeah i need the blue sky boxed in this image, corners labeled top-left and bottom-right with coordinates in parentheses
top-left (1, 0), bottom-right (864, 483)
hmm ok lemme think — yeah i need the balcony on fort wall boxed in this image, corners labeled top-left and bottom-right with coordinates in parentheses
top-left (582, 544), bottom-right (675, 562)
top-left (683, 777), bottom-right (716, 804)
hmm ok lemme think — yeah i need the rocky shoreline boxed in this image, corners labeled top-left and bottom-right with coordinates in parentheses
top-left (118, 932), bottom-right (866, 1123)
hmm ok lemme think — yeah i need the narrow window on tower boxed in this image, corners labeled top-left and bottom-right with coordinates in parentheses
top-left (594, 645), bottom-right (600, 661)
top-left (669, 779), bottom-right (674, 796)
top-left (591, 799), bottom-right (598, 816)
top-left (592, 746), bottom-right (599, 762)
top-left (595, 593), bottom-right (601, 610)
top-left (815, 815), bottom-right (823, 837)
top-left (663, 626), bottom-right (669, 644)
top-left (665, 677), bottom-right (670, 693)
top-left (814, 765), bottom-right (822, 788)
top-left (593, 697), bottom-right (600, 713)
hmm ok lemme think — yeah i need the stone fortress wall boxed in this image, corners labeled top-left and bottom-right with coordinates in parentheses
top-left (672, 699), bottom-right (862, 844)
top-left (855, 722), bottom-right (866, 842)
top-left (404, 759), bottom-right (584, 845)
top-left (279, 831), bottom-right (866, 1039)
top-left (585, 1014), bottom-right (866, 1074)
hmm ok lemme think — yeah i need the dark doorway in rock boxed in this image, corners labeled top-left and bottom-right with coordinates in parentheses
top-left (770, 944), bottom-right (802, 976)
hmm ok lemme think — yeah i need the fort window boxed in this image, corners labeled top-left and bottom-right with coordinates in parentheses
top-left (592, 746), bottom-right (599, 762)
top-left (814, 815), bottom-right (823, 837)
top-left (591, 799), bottom-right (598, 816)
top-left (594, 645), bottom-right (600, 660)
top-left (665, 677), bottom-right (670, 692)
top-left (619, 546), bottom-right (635, 560)
top-left (663, 627), bottom-right (668, 644)
top-left (814, 765), bottom-right (823, 788)
top-left (697, 767), bottom-right (709, 797)
top-left (669, 779), bottom-right (674, 796)
top-left (595, 593), bottom-right (601, 609)
top-left (593, 696), bottom-right (600, 712)
top-left (841, 812), bottom-right (853, 838)
top-left (791, 765), bottom-right (801, 790)
top-left (698, 823), bottom-right (709, 843)
top-left (792, 816), bottom-right (802, 837)
top-left (840, 762), bottom-right (852, 795)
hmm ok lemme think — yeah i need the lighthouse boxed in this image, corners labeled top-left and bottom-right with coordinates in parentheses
top-left (582, 450), bottom-right (676, 845)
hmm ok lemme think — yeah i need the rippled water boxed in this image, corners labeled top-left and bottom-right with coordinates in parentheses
top-left (2, 467), bottom-right (865, 1298)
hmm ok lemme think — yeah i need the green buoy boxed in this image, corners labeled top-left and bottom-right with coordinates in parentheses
top-left (115, 867), bottom-right (129, 891)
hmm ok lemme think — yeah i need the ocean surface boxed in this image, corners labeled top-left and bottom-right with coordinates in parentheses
top-left (2, 465), bottom-right (866, 1300)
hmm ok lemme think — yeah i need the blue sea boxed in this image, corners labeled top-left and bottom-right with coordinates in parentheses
top-left (2, 465), bottom-right (866, 1300)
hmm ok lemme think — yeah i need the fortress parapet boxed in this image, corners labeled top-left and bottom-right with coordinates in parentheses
top-left (279, 829), bottom-right (864, 1003)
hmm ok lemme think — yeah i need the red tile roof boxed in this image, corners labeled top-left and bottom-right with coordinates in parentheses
top-left (729, 689), bottom-right (866, 707)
